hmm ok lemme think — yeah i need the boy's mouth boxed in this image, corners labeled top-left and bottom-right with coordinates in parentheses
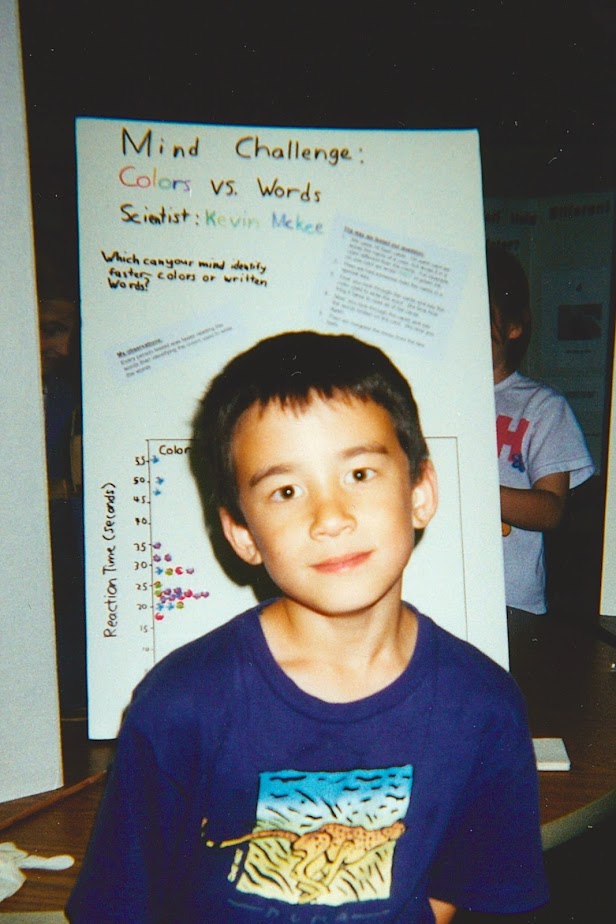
top-left (311, 551), bottom-right (373, 573)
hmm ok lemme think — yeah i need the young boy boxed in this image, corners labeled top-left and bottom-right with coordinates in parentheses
top-left (67, 331), bottom-right (548, 923)
top-left (488, 244), bottom-right (595, 614)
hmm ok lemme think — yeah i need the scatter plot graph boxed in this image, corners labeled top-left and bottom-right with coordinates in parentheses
top-left (144, 439), bottom-right (255, 664)
top-left (145, 440), bottom-right (212, 658)
top-left (151, 540), bottom-right (210, 620)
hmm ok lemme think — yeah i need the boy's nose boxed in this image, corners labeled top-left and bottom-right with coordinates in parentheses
top-left (309, 492), bottom-right (355, 539)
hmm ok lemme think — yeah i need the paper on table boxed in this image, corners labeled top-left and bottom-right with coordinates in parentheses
top-left (533, 737), bottom-right (571, 771)
top-left (0, 843), bottom-right (73, 903)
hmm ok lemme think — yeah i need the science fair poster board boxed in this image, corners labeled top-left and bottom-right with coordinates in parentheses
top-left (76, 119), bottom-right (504, 738)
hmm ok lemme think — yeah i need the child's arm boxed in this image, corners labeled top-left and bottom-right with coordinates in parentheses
top-left (66, 717), bottom-right (185, 922)
top-left (500, 470), bottom-right (569, 531)
top-left (429, 897), bottom-right (457, 922)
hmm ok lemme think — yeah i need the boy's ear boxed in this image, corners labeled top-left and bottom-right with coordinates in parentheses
top-left (507, 322), bottom-right (523, 341)
top-left (411, 460), bottom-right (438, 530)
top-left (219, 508), bottom-right (263, 566)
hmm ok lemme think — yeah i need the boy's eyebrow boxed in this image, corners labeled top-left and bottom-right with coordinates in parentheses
top-left (341, 442), bottom-right (390, 460)
top-left (248, 464), bottom-right (294, 488)
top-left (248, 444), bottom-right (390, 488)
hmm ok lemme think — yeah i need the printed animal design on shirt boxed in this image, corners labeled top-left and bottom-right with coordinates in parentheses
top-left (202, 818), bottom-right (406, 903)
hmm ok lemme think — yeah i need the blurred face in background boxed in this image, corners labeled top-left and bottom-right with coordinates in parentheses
top-left (39, 298), bottom-right (77, 376)
top-left (489, 300), bottom-right (522, 384)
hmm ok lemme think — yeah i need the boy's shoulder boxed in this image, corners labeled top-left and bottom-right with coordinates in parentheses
top-left (418, 608), bottom-right (526, 720)
top-left (496, 370), bottom-right (564, 405)
top-left (128, 602), bottom-right (262, 715)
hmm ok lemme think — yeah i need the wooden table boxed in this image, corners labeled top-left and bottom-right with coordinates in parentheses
top-left (508, 611), bottom-right (616, 848)
top-left (1, 614), bottom-right (615, 913)
top-left (0, 723), bottom-right (113, 916)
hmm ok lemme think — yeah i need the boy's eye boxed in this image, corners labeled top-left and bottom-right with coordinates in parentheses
top-left (346, 467), bottom-right (376, 484)
top-left (271, 484), bottom-right (303, 502)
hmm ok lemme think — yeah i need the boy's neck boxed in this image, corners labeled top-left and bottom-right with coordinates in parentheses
top-left (493, 361), bottom-right (516, 385)
top-left (260, 595), bottom-right (418, 703)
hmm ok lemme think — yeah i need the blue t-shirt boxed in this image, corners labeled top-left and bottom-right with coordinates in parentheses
top-left (67, 603), bottom-right (548, 923)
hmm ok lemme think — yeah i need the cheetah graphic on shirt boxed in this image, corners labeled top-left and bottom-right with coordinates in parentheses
top-left (202, 766), bottom-right (413, 907)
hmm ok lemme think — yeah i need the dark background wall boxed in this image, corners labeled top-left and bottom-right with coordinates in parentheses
top-left (19, 1), bottom-right (616, 298)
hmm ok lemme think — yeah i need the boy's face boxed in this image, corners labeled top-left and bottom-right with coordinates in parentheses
top-left (219, 393), bottom-right (437, 621)
top-left (38, 298), bottom-right (77, 376)
top-left (490, 301), bottom-right (522, 383)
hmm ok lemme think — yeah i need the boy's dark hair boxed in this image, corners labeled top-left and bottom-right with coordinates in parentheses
top-left (190, 330), bottom-right (429, 527)
top-left (486, 242), bottom-right (531, 368)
